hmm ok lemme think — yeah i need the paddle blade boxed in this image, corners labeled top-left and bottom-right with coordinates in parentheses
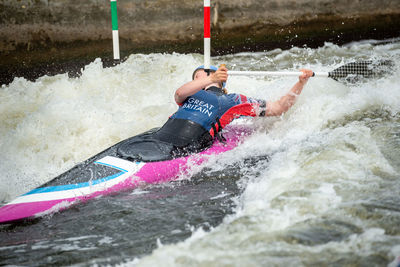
top-left (328, 60), bottom-right (394, 82)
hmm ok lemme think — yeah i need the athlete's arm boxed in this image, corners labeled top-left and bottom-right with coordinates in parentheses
top-left (174, 66), bottom-right (228, 104)
top-left (265, 69), bottom-right (313, 116)
top-left (174, 76), bottom-right (214, 104)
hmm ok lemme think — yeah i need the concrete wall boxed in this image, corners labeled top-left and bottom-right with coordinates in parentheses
top-left (1, 0), bottom-right (399, 84)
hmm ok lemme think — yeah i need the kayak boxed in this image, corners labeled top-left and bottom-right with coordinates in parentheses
top-left (0, 123), bottom-right (251, 224)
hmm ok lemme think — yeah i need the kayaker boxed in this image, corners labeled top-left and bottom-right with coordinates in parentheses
top-left (171, 64), bottom-right (313, 139)
top-left (117, 65), bottom-right (313, 161)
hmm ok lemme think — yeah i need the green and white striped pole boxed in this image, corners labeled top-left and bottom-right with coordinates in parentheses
top-left (110, 0), bottom-right (120, 60)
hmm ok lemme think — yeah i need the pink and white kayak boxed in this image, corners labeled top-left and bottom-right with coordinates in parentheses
top-left (0, 124), bottom-right (251, 224)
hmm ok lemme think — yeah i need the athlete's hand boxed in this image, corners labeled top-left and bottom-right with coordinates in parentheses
top-left (299, 69), bottom-right (313, 84)
top-left (211, 65), bottom-right (228, 84)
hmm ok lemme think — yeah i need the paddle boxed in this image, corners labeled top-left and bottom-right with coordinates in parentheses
top-left (227, 60), bottom-right (394, 82)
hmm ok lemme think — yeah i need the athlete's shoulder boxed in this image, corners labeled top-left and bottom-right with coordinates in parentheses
top-left (225, 93), bottom-right (250, 104)
top-left (226, 93), bottom-right (267, 109)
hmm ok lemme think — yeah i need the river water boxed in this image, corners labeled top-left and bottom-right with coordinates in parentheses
top-left (1, 39), bottom-right (400, 266)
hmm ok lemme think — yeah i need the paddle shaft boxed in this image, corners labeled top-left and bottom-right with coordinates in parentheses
top-left (227, 60), bottom-right (393, 80)
top-left (228, 70), bottom-right (329, 77)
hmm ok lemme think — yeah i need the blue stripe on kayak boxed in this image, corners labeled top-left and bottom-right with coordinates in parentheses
top-left (23, 171), bottom-right (126, 195)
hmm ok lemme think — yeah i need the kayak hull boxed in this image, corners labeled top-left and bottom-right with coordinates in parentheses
top-left (0, 125), bottom-right (247, 224)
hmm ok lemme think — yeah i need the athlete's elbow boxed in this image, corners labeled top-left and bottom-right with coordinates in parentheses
top-left (266, 102), bottom-right (287, 116)
top-left (276, 98), bottom-right (295, 115)
top-left (272, 102), bottom-right (291, 116)
top-left (174, 90), bottom-right (185, 104)
top-left (175, 89), bottom-right (182, 98)
top-left (272, 106), bottom-right (287, 116)
top-left (278, 104), bottom-right (291, 115)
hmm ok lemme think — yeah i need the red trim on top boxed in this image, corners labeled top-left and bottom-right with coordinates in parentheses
top-left (207, 102), bottom-right (260, 136)
top-left (209, 127), bottom-right (215, 138)
top-left (220, 103), bottom-right (258, 127)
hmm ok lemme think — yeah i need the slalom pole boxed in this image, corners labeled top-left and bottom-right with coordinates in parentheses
top-left (204, 0), bottom-right (211, 73)
top-left (110, 0), bottom-right (120, 61)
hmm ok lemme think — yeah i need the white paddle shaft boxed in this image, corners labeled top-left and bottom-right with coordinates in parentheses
top-left (227, 70), bottom-right (329, 77)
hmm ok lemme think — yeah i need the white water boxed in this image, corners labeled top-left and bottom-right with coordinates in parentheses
top-left (1, 40), bottom-right (400, 266)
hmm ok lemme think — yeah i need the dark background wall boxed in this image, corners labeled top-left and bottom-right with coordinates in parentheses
top-left (1, 0), bottom-right (399, 84)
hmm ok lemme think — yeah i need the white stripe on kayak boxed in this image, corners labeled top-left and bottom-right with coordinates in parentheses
top-left (95, 156), bottom-right (140, 172)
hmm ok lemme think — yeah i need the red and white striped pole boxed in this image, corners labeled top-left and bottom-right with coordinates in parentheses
top-left (203, 0), bottom-right (211, 71)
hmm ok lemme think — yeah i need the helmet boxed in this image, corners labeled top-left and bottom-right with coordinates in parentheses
top-left (192, 65), bottom-right (226, 88)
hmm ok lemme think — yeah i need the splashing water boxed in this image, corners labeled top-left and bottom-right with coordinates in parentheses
top-left (1, 40), bottom-right (400, 266)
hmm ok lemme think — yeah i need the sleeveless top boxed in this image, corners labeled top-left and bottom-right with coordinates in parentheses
top-left (117, 87), bottom-right (267, 161)
top-left (157, 86), bottom-right (266, 145)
